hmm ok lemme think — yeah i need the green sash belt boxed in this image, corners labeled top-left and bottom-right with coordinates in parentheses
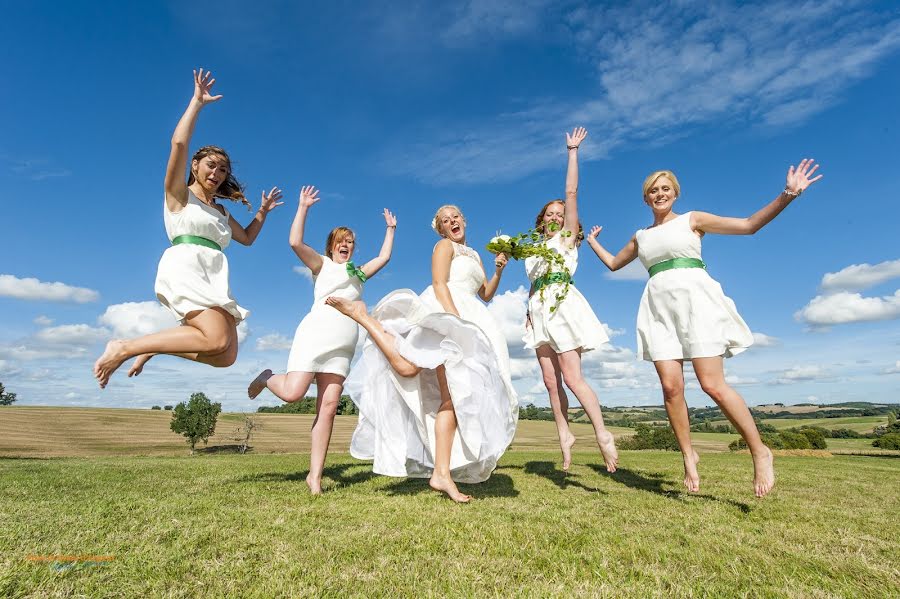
top-left (171, 235), bottom-right (222, 251)
top-left (345, 261), bottom-right (367, 283)
top-left (534, 271), bottom-right (573, 290)
top-left (648, 257), bottom-right (706, 277)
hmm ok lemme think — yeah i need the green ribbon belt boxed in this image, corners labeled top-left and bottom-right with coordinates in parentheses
top-left (534, 271), bottom-right (573, 290)
top-left (346, 261), bottom-right (367, 283)
top-left (648, 257), bottom-right (706, 277)
top-left (171, 235), bottom-right (221, 251)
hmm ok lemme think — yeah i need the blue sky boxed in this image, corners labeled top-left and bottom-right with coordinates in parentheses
top-left (1, 0), bottom-right (899, 411)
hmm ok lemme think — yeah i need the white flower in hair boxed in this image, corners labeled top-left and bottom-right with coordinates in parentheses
top-left (431, 217), bottom-right (440, 233)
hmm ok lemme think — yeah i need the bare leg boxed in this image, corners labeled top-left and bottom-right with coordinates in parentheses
top-left (93, 308), bottom-right (237, 388)
top-left (557, 349), bottom-right (618, 472)
top-left (536, 346), bottom-right (575, 471)
top-left (127, 353), bottom-right (156, 377)
top-left (325, 297), bottom-right (421, 377)
top-left (256, 370), bottom-right (316, 403)
top-left (306, 373), bottom-right (344, 494)
top-left (693, 357), bottom-right (775, 498)
top-left (654, 360), bottom-right (700, 492)
top-left (428, 365), bottom-right (470, 503)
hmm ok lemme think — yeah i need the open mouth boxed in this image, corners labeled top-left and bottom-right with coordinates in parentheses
top-left (338, 248), bottom-right (350, 258)
top-left (450, 224), bottom-right (461, 235)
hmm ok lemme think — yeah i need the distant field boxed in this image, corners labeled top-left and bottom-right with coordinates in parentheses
top-left (751, 404), bottom-right (852, 414)
top-left (708, 415), bottom-right (888, 434)
top-left (0, 407), bottom-right (632, 458)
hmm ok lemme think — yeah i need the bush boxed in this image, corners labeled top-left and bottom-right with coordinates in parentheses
top-left (873, 433), bottom-right (900, 450)
top-left (164, 405), bottom-right (173, 411)
top-left (0, 382), bottom-right (16, 406)
top-left (151, 406), bottom-right (162, 410)
top-left (257, 395), bottom-right (358, 415)
top-left (829, 428), bottom-right (862, 439)
top-left (619, 423), bottom-right (679, 451)
top-left (518, 403), bottom-right (555, 421)
top-left (170, 392), bottom-right (222, 454)
top-left (730, 429), bottom-right (826, 451)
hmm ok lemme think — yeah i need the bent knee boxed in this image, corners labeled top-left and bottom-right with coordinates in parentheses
top-left (561, 373), bottom-right (585, 390)
top-left (661, 382), bottom-right (685, 399)
top-left (393, 361), bottom-right (420, 378)
top-left (700, 381), bottom-right (728, 400)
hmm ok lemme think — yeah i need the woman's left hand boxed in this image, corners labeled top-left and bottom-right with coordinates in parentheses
top-left (259, 187), bottom-right (284, 214)
top-left (785, 158), bottom-right (823, 195)
top-left (494, 252), bottom-right (509, 271)
top-left (383, 208), bottom-right (397, 228)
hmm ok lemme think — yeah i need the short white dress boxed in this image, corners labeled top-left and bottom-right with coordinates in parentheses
top-left (523, 233), bottom-right (609, 353)
top-left (286, 255), bottom-right (364, 378)
top-left (344, 241), bottom-right (519, 484)
top-left (635, 212), bottom-right (753, 361)
top-left (155, 190), bottom-right (249, 323)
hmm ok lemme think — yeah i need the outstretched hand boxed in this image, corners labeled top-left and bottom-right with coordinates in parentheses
top-left (383, 208), bottom-right (397, 227)
top-left (566, 126), bottom-right (588, 149)
top-left (299, 185), bottom-right (320, 209)
top-left (785, 158), bottom-right (823, 195)
top-left (588, 225), bottom-right (603, 241)
top-left (193, 68), bottom-right (222, 105)
top-left (259, 187), bottom-right (284, 213)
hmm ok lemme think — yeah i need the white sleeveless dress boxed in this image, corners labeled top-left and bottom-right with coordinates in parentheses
top-left (635, 212), bottom-right (753, 361)
top-left (286, 255), bottom-right (363, 378)
top-left (523, 233), bottom-right (609, 353)
top-left (344, 241), bottom-right (519, 484)
top-left (155, 190), bottom-right (248, 323)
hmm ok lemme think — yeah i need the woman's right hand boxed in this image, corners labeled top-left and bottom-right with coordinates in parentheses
top-left (299, 185), bottom-right (320, 208)
top-left (193, 68), bottom-right (223, 105)
top-left (588, 225), bottom-right (603, 242)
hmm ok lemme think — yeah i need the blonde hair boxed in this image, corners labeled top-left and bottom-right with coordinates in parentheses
top-left (642, 170), bottom-right (681, 200)
top-left (431, 204), bottom-right (465, 236)
top-left (324, 227), bottom-right (355, 259)
top-left (534, 199), bottom-right (584, 245)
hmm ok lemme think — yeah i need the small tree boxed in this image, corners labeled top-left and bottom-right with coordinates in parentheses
top-left (232, 413), bottom-right (261, 454)
top-left (151, 405), bottom-right (162, 410)
top-left (0, 382), bottom-right (16, 406)
top-left (170, 392), bottom-right (221, 454)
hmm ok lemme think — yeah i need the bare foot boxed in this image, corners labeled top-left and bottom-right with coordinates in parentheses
top-left (596, 428), bottom-right (618, 473)
top-left (429, 473), bottom-right (471, 503)
top-left (127, 353), bottom-right (155, 377)
top-left (306, 473), bottom-right (323, 495)
top-left (560, 431), bottom-right (576, 471)
top-left (683, 449), bottom-right (700, 493)
top-left (248, 369), bottom-right (273, 399)
top-left (93, 340), bottom-right (129, 389)
top-left (752, 446), bottom-right (775, 498)
top-left (325, 296), bottom-right (367, 320)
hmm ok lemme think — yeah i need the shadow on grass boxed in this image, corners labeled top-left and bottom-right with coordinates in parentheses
top-left (591, 465), bottom-right (751, 514)
top-left (520, 461), bottom-right (606, 494)
top-left (195, 444), bottom-right (251, 455)
top-left (384, 473), bottom-right (519, 499)
top-left (839, 452), bottom-right (900, 459)
top-left (236, 462), bottom-right (378, 489)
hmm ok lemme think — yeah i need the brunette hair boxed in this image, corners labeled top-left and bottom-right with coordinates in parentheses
top-left (188, 145), bottom-right (251, 210)
top-left (642, 170), bottom-right (681, 200)
top-left (324, 226), bottom-right (355, 259)
top-left (534, 199), bottom-right (584, 246)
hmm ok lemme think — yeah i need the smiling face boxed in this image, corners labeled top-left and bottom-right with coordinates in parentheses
top-left (540, 201), bottom-right (565, 237)
top-left (325, 227), bottom-right (356, 264)
top-left (643, 173), bottom-right (680, 215)
top-left (436, 207), bottom-right (466, 242)
top-left (191, 153), bottom-right (230, 194)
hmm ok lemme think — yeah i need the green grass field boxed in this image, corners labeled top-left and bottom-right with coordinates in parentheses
top-left (1, 407), bottom-right (898, 596)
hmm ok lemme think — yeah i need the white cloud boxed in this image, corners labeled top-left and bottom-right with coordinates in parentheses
top-left (0, 344), bottom-right (90, 361)
top-left (256, 333), bottom-right (292, 351)
top-left (293, 265), bottom-right (313, 281)
top-left (236, 321), bottom-right (250, 345)
top-left (487, 285), bottom-right (529, 347)
top-left (441, 0), bottom-right (552, 46)
top-left (882, 361), bottom-right (900, 375)
top-left (34, 324), bottom-right (110, 346)
top-left (0, 275), bottom-right (99, 303)
top-left (725, 374), bottom-right (760, 386)
top-left (97, 302), bottom-right (179, 338)
top-left (604, 260), bottom-right (648, 282)
top-left (774, 365), bottom-right (827, 385)
top-left (795, 290), bottom-right (900, 327)
top-left (33, 315), bottom-right (53, 326)
top-left (820, 259), bottom-right (900, 293)
top-left (751, 332), bottom-right (780, 347)
top-left (0, 359), bottom-right (21, 377)
top-left (387, 3), bottom-right (900, 184)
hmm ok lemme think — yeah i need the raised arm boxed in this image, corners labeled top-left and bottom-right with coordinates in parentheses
top-left (229, 187), bottom-right (283, 246)
top-left (479, 252), bottom-right (509, 302)
top-left (287, 186), bottom-right (324, 274)
top-left (165, 69), bottom-right (222, 212)
top-left (586, 226), bottom-right (638, 271)
top-left (361, 209), bottom-right (397, 279)
top-left (432, 239), bottom-right (460, 317)
top-left (562, 127), bottom-right (587, 245)
top-left (692, 158), bottom-right (823, 235)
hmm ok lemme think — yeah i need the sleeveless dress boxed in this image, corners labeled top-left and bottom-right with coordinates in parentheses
top-left (344, 241), bottom-right (519, 484)
top-left (155, 190), bottom-right (248, 323)
top-left (286, 255), bottom-right (363, 378)
top-left (523, 233), bottom-right (609, 353)
top-left (635, 212), bottom-right (753, 361)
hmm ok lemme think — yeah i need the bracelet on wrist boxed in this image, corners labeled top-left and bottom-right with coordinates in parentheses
top-left (782, 187), bottom-right (802, 198)
top-left (566, 145), bottom-right (579, 150)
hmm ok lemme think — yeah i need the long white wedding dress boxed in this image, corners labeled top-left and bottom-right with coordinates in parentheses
top-left (344, 241), bottom-right (519, 483)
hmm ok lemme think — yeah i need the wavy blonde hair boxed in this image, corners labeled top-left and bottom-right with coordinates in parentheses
top-left (431, 204), bottom-right (465, 237)
top-left (642, 170), bottom-right (681, 200)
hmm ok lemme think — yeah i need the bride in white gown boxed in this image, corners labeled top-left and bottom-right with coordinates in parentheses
top-left (326, 205), bottom-right (519, 502)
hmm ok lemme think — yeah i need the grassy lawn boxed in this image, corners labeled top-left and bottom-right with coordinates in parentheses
top-left (2, 450), bottom-right (898, 597)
